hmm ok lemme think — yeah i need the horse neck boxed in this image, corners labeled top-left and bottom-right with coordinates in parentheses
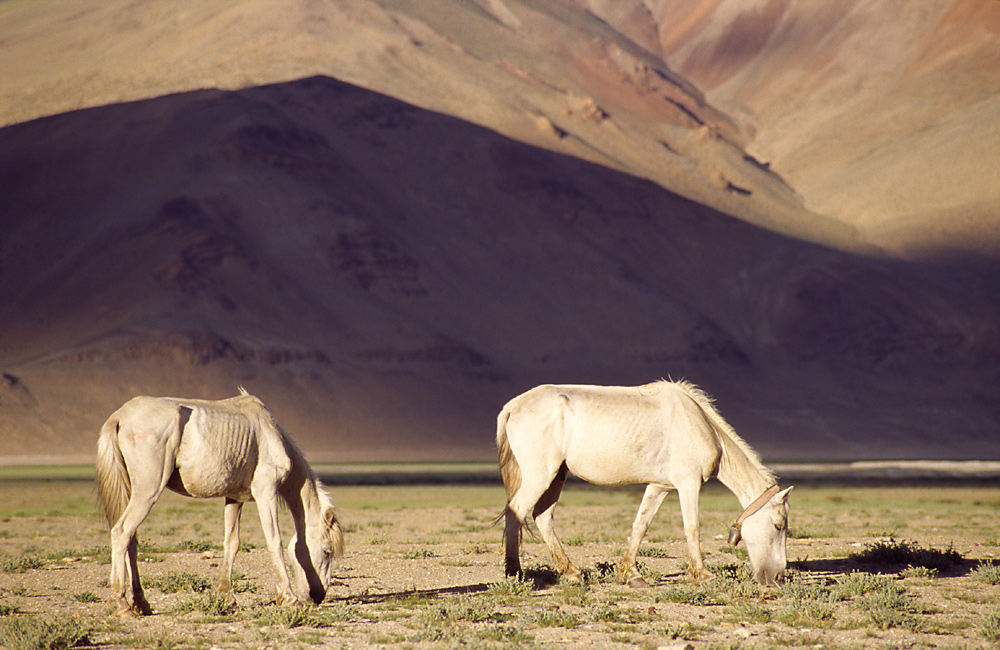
top-left (715, 436), bottom-right (774, 508)
top-left (279, 447), bottom-right (323, 529)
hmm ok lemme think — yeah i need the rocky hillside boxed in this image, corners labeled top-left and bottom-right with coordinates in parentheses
top-left (1, 0), bottom-right (997, 462)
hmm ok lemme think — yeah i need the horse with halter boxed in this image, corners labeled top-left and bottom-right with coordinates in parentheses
top-left (497, 380), bottom-right (792, 586)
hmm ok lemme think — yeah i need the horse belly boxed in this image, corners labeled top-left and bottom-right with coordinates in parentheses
top-left (564, 423), bottom-right (670, 487)
top-left (171, 412), bottom-right (258, 500)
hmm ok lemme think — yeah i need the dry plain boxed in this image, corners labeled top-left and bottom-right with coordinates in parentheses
top-left (1, 467), bottom-right (999, 649)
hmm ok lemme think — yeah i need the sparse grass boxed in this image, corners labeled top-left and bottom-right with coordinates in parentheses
top-left (0, 616), bottom-right (91, 650)
top-left (3, 478), bottom-right (1000, 650)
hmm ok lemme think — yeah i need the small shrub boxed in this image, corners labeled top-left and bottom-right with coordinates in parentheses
top-left (973, 563), bottom-right (1000, 586)
top-left (637, 546), bottom-right (672, 558)
top-left (146, 571), bottom-right (213, 593)
top-left (173, 540), bottom-right (218, 553)
top-left (487, 575), bottom-right (533, 597)
top-left (1, 556), bottom-right (43, 573)
top-left (858, 589), bottom-right (925, 632)
top-left (0, 616), bottom-right (91, 650)
top-left (0, 604), bottom-right (18, 616)
top-left (980, 609), bottom-right (1000, 644)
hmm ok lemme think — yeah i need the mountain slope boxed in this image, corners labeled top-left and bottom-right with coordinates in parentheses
top-left (1, 0), bottom-right (998, 462)
top-left (2, 77), bottom-right (997, 462)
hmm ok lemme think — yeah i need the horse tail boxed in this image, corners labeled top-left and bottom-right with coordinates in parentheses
top-left (496, 407), bottom-right (522, 503)
top-left (96, 412), bottom-right (131, 529)
top-left (496, 406), bottom-right (525, 576)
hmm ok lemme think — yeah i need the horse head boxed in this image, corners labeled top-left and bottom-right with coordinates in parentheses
top-left (736, 486), bottom-right (793, 586)
top-left (287, 505), bottom-right (344, 603)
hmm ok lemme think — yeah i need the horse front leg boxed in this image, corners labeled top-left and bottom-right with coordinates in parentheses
top-left (677, 483), bottom-right (713, 582)
top-left (618, 483), bottom-right (669, 587)
top-left (217, 499), bottom-right (243, 595)
top-left (252, 489), bottom-right (298, 605)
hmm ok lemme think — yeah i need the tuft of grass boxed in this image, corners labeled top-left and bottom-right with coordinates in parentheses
top-left (487, 574), bottom-right (534, 598)
top-left (173, 592), bottom-right (238, 618)
top-left (656, 585), bottom-right (716, 606)
top-left (535, 608), bottom-right (582, 628)
top-left (724, 601), bottom-right (772, 624)
top-left (833, 572), bottom-right (905, 600)
top-left (145, 571), bottom-right (213, 593)
top-left (0, 604), bottom-right (19, 616)
top-left (0, 616), bottom-right (91, 650)
top-left (69, 592), bottom-right (100, 603)
top-left (254, 603), bottom-right (342, 628)
top-left (172, 540), bottom-right (218, 553)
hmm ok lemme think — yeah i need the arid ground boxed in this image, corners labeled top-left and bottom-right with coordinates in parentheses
top-left (2, 468), bottom-right (999, 649)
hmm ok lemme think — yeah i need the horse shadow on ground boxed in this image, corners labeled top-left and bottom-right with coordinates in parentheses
top-left (332, 582), bottom-right (492, 605)
top-left (792, 555), bottom-right (998, 580)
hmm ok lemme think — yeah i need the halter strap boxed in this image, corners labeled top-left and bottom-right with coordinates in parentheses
top-left (727, 484), bottom-right (780, 546)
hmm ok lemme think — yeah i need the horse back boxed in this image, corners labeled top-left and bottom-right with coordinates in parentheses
top-left (506, 382), bottom-right (721, 487)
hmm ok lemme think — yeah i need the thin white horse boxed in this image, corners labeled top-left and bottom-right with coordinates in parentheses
top-left (497, 380), bottom-right (792, 586)
top-left (96, 388), bottom-right (344, 615)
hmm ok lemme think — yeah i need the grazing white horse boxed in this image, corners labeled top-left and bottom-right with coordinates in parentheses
top-left (96, 388), bottom-right (344, 615)
top-left (497, 380), bottom-right (792, 586)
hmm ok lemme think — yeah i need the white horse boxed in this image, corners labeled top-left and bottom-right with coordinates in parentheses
top-left (96, 388), bottom-right (344, 615)
top-left (497, 380), bottom-right (792, 586)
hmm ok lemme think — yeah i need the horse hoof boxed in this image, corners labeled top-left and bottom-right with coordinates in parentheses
top-left (627, 576), bottom-right (649, 588)
top-left (113, 601), bottom-right (137, 617)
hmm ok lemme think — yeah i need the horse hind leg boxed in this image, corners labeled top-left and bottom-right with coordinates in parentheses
top-left (618, 483), bottom-right (669, 588)
top-left (526, 463), bottom-right (581, 583)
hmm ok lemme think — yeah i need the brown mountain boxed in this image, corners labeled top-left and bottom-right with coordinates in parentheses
top-left (1, 0), bottom-right (997, 463)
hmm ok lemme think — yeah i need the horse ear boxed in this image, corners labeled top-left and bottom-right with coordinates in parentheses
top-left (323, 507), bottom-right (336, 528)
top-left (777, 486), bottom-right (794, 503)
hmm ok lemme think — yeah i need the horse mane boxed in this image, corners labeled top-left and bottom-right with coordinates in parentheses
top-left (671, 380), bottom-right (775, 485)
top-left (235, 388), bottom-right (341, 547)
